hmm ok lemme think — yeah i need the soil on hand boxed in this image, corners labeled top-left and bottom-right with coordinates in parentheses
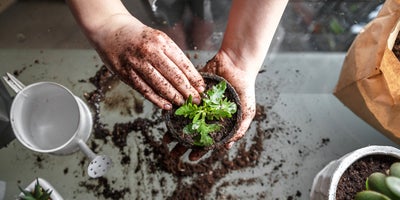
top-left (336, 155), bottom-right (400, 200)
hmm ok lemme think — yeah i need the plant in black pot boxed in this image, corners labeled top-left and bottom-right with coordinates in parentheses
top-left (164, 73), bottom-right (241, 150)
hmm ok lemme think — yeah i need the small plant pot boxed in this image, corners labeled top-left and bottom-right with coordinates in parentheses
top-left (19, 178), bottom-right (63, 200)
top-left (310, 145), bottom-right (400, 200)
top-left (164, 72), bottom-right (242, 150)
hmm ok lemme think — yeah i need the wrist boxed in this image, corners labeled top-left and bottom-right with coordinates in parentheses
top-left (66, 0), bottom-right (132, 39)
top-left (88, 14), bottom-right (145, 45)
top-left (218, 48), bottom-right (263, 79)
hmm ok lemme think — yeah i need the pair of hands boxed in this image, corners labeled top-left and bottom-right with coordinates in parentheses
top-left (92, 14), bottom-right (257, 161)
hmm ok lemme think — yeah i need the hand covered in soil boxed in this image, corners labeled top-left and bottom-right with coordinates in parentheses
top-left (200, 52), bottom-right (257, 149)
top-left (164, 51), bottom-right (257, 161)
top-left (193, 0), bottom-right (287, 150)
top-left (87, 14), bottom-right (205, 110)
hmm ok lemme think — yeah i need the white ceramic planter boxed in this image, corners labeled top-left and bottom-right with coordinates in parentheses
top-left (18, 178), bottom-right (63, 200)
top-left (310, 145), bottom-right (400, 200)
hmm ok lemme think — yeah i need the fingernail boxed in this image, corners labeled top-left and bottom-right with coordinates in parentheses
top-left (198, 86), bottom-right (205, 93)
top-left (163, 104), bottom-right (172, 110)
top-left (193, 97), bottom-right (201, 104)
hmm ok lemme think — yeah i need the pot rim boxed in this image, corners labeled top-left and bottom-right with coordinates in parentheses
top-left (327, 145), bottom-right (400, 199)
top-left (164, 72), bottom-right (242, 150)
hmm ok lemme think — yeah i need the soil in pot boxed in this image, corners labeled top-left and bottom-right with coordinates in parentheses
top-left (164, 73), bottom-right (241, 150)
top-left (336, 155), bottom-right (400, 200)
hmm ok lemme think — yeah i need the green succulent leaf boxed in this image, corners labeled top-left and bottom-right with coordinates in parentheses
top-left (366, 172), bottom-right (397, 199)
top-left (386, 176), bottom-right (400, 198)
top-left (389, 162), bottom-right (400, 178)
top-left (34, 179), bottom-right (42, 198)
top-left (18, 186), bottom-right (34, 199)
top-left (18, 178), bottom-right (52, 200)
top-left (355, 190), bottom-right (391, 200)
top-left (20, 196), bottom-right (37, 200)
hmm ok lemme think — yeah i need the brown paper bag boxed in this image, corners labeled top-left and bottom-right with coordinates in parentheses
top-left (334, 0), bottom-right (400, 143)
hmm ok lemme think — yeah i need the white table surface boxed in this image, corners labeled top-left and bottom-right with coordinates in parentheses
top-left (0, 49), bottom-right (397, 200)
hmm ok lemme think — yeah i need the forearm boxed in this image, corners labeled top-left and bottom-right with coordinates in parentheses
top-left (221, 0), bottom-right (288, 75)
top-left (66, 0), bottom-right (139, 39)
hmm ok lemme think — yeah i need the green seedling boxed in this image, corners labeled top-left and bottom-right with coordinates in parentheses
top-left (18, 178), bottom-right (53, 200)
top-left (355, 162), bottom-right (400, 200)
top-left (175, 81), bottom-right (237, 147)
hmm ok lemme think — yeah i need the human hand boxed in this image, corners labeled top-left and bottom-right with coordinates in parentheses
top-left (200, 51), bottom-right (257, 150)
top-left (89, 14), bottom-right (205, 110)
top-left (163, 50), bottom-right (258, 161)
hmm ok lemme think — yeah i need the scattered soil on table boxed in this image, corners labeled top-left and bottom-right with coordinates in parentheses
top-left (7, 52), bottom-right (332, 199)
top-left (79, 177), bottom-right (130, 199)
top-left (34, 155), bottom-right (45, 169)
top-left (63, 168), bottom-right (69, 175)
top-left (12, 60), bottom-right (42, 77)
top-left (336, 155), bottom-right (400, 200)
top-left (76, 65), bottom-right (328, 199)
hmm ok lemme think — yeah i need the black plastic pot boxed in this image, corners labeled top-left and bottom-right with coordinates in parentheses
top-left (164, 72), bottom-right (242, 150)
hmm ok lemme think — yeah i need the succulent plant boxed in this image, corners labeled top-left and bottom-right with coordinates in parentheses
top-left (18, 178), bottom-right (53, 200)
top-left (355, 162), bottom-right (400, 200)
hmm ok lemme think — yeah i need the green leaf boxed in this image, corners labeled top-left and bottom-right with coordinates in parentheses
top-left (18, 178), bottom-right (53, 200)
top-left (175, 96), bottom-right (197, 118)
top-left (390, 162), bottom-right (400, 178)
top-left (193, 131), bottom-right (214, 146)
top-left (206, 81), bottom-right (226, 104)
top-left (209, 99), bottom-right (237, 119)
top-left (199, 122), bottom-right (221, 135)
top-left (386, 176), bottom-right (400, 198)
top-left (34, 179), bottom-right (42, 198)
top-left (183, 122), bottom-right (202, 135)
top-left (20, 196), bottom-right (37, 200)
top-left (38, 190), bottom-right (52, 200)
top-left (193, 119), bottom-right (220, 146)
top-left (18, 186), bottom-right (34, 199)
top-left (173, 80), bottom-right (237, 147)
top-left (192, 112), bottom-right (202, 124)
top-left (366, 172), bottom-right (396, 199)
top-left (355, 190), bottom-right (391, 200)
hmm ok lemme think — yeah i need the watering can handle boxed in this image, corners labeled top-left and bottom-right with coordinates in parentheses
top-left (2, 73), bottom-right (25, 94)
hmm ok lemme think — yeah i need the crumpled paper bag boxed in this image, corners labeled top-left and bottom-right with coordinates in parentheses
top-left (334, 0), bottom-right (400, 143)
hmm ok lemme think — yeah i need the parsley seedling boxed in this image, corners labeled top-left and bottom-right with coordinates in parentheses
top-left (174, 81), bottom-right (237, 146)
